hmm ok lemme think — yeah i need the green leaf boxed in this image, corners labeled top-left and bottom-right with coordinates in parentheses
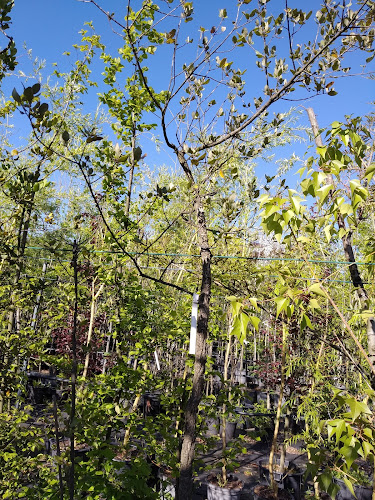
top-left (318, 472), bottom-right (333, 492)
top-left (23, 86), bottom-right (33, 102)
top-left (229, 298), bottom-right (242, 316)
top-left (364, 163), bottom-right (375, 181)
top-left (324, 224), bottom-right (333, 243)
top-left (349, 179), bottom-right (361, 196)
top-left (335, 420), bottom-right (346, 444)
top-left (362, 440), bottom-right (374, 459)
top-left (301, 313), bottom-right (312, 329)
top-left (316, 146), bottom-right (327, 159)
top-left (248, 297), bottom-right (259, 310)
top-left (308, 283), bottom-right (326, 297)
top-left (275, 296), bottom-right (289, 317)
top-left (308, 298), bottom-right (321, 310)
top-left (282, 210), bottom-right (295, 225)
top-left (249, 315), bottom-right (260, 332)
top-left (231, 312), bottom-right (249, 344)
top-left (342, 477), bottom-right (355, 497)
top-left (290, 196), bottom-right (302, 214)
top-left (316, 184), bottom-right (333, 205)
top-left (347, 398), bottom-right (371, 421)
top-left (339, 444), bottom-right (359, 469)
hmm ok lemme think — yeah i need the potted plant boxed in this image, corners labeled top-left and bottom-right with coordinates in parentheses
top-left (252, 484), bottom-right (291, 500)
top-left (207, 473), bottom-right (243, 500)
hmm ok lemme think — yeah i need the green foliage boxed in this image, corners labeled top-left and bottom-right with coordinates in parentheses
top-left (307, 389), bottom-right (375, 497)
top-left (0, 0), bottom-right (17, 81)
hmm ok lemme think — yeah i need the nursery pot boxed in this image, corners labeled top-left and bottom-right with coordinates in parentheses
top-left (207, 481), bottom-right (242, 500)
top-left (159, 473), bottom-right (175, 500)
top-left (205, 417), bottom-right (220, 437)
top-left (283, 468), bottom-right (307, 500)
top-left (235, 369), bottom-right (247, 384)
top-left (335, 478), bottom-right (372, 500)
top-left (220, 421), bottom-right (237, 442)
top-left (259, 459), bottom-right (290, 484)
top-left (253, 484), bottom-right (291, 500)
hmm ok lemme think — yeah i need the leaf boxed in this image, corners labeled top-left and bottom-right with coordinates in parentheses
top-left (275, 296), bottom-right (289, 317)
top-left (62, 131), bottom-right (70, 142)
top-left (318, 472), bottom-right (333, 492)
top-left (290, 196), bottom-right (302, 214)
top-left (231, 312), bottom-right (249, 344)
top-left (364, 163), bottom-right (375, 181)
top-left (349, 179), bottom-right (361, 196)
top-left (23, 86), bottom-right (33, 102)
top-left (86, 135), bottom-right (103, 143)
top-left (32, 82), bottom-right (41, 95)
top-left (282, 210), bottom-right (295, 225)
top-left (362, 440), bottom-right (374, 458)
top-left (219, 8), bottom-right (227, 18)
top-left (301, 313), bottom-right (312, 329)
top-left (334, 420), bottom-right (346, 444)
top-left (308, 283), bottom-right (326, 297)
top-left (133, 146), bottom-right (142, 162)
top-left (308, 298), bottom-right (321, 310)
top-left (324, 224), bottom-right (333, 243)
top-left (339, 444), bottom-right (359, 469)
top-left (248, 297), bottom-right (259, 311)
top-left (342, 477), bottom-right (356, 497)
top-left (347, 398), bottom-right (371, 421)
top-left (316, 146), bottom-right (327, 159)
top-left (12, 87), bottom-right (21, 102)
top-left (316, 184), bottom-right (333, 205)
top-left (249, 315), bottom-right (260, 332)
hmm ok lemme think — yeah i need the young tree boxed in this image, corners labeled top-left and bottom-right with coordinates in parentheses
top-left (19, 0), bottom-right (375, 497)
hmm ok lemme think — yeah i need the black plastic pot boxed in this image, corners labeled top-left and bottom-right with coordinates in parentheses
top-left (283, 468), bottom-right (307, 500)
top-left (220, 421), bottom-right (237, 441)
top-left (205, 417), bottom-right (220, 436)
top-left (207, 481), bottom-right (242, 500)
top-left (335, 478), bottom-right (372, 500)
top-left (253, 484), bottom-right (292, 500)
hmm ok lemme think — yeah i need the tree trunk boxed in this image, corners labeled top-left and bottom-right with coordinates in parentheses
top-left (178, 195), bottom-right (211, 500)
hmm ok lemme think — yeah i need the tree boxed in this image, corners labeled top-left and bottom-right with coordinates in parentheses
top-left (72, 1), bottom-right (375, 497)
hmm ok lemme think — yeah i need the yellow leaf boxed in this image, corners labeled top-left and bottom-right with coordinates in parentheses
top-left (219, 170), bottom-right (224, 178)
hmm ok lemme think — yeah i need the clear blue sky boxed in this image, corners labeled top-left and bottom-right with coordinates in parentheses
top-left (4, 0), bottom-right (375, 185)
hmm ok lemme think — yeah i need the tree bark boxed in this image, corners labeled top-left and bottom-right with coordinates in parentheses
top-left (178, 195), bottom-right (211, 500)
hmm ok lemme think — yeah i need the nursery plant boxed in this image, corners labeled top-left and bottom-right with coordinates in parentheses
top-left (306, 389), bottom-right (375, 499)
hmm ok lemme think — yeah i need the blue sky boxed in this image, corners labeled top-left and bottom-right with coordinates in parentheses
top-left (4, 0), bottom-right (375, 186)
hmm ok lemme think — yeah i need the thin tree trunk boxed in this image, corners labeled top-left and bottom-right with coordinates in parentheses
top-left (269, 325), bottom-right (288, 495)
top-left (221, 328), bottom-right (232, 484)
top-left (82, 280), bottom-right (104, 380)
top-left (68, 241), bottom-right (79, 500)
top-left (178, 195), bottom-right (211, 500)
